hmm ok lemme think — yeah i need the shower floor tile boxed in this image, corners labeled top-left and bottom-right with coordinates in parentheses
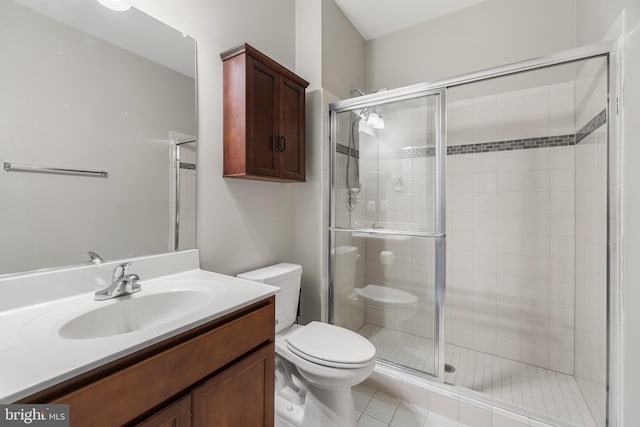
top-left (358, 324), bottom-right (597, 427)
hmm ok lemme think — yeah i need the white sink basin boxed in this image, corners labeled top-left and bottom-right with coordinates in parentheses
top-left (59, 290), bottom-right (212, 339)
top-left (20, 279), bottom-right (226, 341)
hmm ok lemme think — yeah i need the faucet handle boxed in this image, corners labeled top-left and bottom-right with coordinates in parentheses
top-left (88, 251), bottom-right (104, 264)
top-left (112, 262), bottom-right (132, 281)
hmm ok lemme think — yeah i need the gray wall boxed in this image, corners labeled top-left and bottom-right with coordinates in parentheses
top-left (294, 0), bottom-right (366, 324)
top-left (321, 0), bottom-right (366, 98)
top-left (365, 0), bottom-right (576, 91)
top-left (295, 0), bottom-right (322, 91)
top-left (129, 0), bottom-right (297, 276)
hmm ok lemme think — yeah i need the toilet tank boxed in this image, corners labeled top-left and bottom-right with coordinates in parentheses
top-left (333, 245), bottom-right (358, 294)
top-left (237, 263), bottom-right (302, 333)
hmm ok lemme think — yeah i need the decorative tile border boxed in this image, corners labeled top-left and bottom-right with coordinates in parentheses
top-left (335, 109), bottom-right (607, 159)
top-left (447, 134), bottom-right (575, 156)
top-left (576, 108), bottom-right (607, 144)
top-left (398, 146), bottom-right (435, 158)
top-left (179, 162), bottom-right (196, 170)
top-left (336, 143), bottom-right (359, 158)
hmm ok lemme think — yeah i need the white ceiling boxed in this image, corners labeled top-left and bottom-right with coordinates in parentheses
top-left (334, 0), bottom-right (487, 40)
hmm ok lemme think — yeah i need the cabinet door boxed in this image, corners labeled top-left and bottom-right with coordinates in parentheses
top-left (192, 343), bottom-right (274, 427)
top-left (135, 395), bottom-right (191, 427)
top-left (278, 76), bottom-right (305, 181)
top-left (247, 57), bottom-right (279, 177)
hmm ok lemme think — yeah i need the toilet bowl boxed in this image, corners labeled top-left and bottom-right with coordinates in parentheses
top-left (354, 284), bottom-right (418, 327)
top-left (238, 263), bottom-right (376, 427)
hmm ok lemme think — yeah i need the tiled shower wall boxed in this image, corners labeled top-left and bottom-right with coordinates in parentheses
top-left (362, 236), bottom-right (437, 339)
top-left (333, 152), bottom-right (367, 332)
top-left (334, 77), bottom-right (607, 389)
top-left (446, 82), bottom-right (577, 374)
top-left (574, 58), bottom-right (608, 427)
top-left (332, 99), bottom-right (440, 344)
top-left (359, 102), bottom-right (438, 340)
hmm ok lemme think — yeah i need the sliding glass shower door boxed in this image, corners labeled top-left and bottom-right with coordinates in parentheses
top-left (329, 89), bottom-right (446, 377)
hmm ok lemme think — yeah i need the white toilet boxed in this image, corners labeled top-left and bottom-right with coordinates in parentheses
top-left (354, 284), bottom-right (418, 327)
top-left (238, 263), bottom-right (376, 427)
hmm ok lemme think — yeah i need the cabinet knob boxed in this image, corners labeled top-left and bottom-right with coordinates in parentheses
top-left (274, 135), bottom-right (286, 152)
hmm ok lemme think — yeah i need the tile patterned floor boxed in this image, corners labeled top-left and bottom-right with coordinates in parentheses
top-left (353, 386), bottom-right (457, 427)
top-left (276, 382), bottom-right (558, 427)
top-left (359, 324), bottom-right (596, 427)
top-left (275, 385), bottom-right (458, 427)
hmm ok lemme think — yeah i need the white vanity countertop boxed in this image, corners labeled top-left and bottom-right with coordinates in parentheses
top-left (0, 267), bottom-right (278, 403)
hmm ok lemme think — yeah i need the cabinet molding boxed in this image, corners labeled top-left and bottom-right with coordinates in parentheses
top-left (221, 43), bottom-right (308, 182)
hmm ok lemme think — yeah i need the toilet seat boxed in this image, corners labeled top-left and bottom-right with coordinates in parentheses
top-left (285, 321), bottom-right (376, 369)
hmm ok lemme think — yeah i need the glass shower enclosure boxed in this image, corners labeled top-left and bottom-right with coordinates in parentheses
top-left (328, 43), bottom-right (616, 427)
top-left (329, 88), bottom-right (446, 378)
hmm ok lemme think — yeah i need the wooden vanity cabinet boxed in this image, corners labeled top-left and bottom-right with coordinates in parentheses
top-left (221, 43), bottom-right (309, 182)
top-left (135, 395), bottom-right (191, 427)
top-left (21, 297), bottom-right (275, 427)
top-left (137, 344), bottom-right (274, 427)
top-left (192, 344), bottom-right (273, 427)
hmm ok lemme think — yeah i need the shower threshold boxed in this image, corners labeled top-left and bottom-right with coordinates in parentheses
top-left (358, 324), bottom-right (597, 427)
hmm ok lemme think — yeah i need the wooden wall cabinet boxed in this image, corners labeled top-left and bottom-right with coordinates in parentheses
top-left (221, 43), bottom-right (309, 182)
top-left (22, 297), bottom-right (275, 427)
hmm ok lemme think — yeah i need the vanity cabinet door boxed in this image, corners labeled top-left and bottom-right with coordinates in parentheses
top-left (192, 343), bottom-right (274, 427)
top-left (135, 396), bottom-right (191, 427)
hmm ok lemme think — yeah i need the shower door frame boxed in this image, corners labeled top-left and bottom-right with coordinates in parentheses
top-left (171, 137), bottom-right (197, 251)
top-left (328, 87), bottom-right (448, 378)
top-left (327, 40), bottom-right (621, 425)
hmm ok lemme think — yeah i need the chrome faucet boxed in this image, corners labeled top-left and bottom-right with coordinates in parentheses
top-left (94, 262), bottom-right (141, 301)
top-left (87, 251), bottom-right (104, 264)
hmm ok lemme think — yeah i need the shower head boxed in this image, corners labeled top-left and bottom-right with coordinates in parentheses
top-left (348, 88), bottom-right (385, 129)
top-left (354, 108), bottom-right (384, 130)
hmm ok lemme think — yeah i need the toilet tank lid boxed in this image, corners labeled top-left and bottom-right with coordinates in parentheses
top-left (237, 263), bottom-right (302, 284)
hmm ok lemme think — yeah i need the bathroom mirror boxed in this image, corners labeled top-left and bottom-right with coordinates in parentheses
top-left (0, 0), bottom-right (197, 275)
